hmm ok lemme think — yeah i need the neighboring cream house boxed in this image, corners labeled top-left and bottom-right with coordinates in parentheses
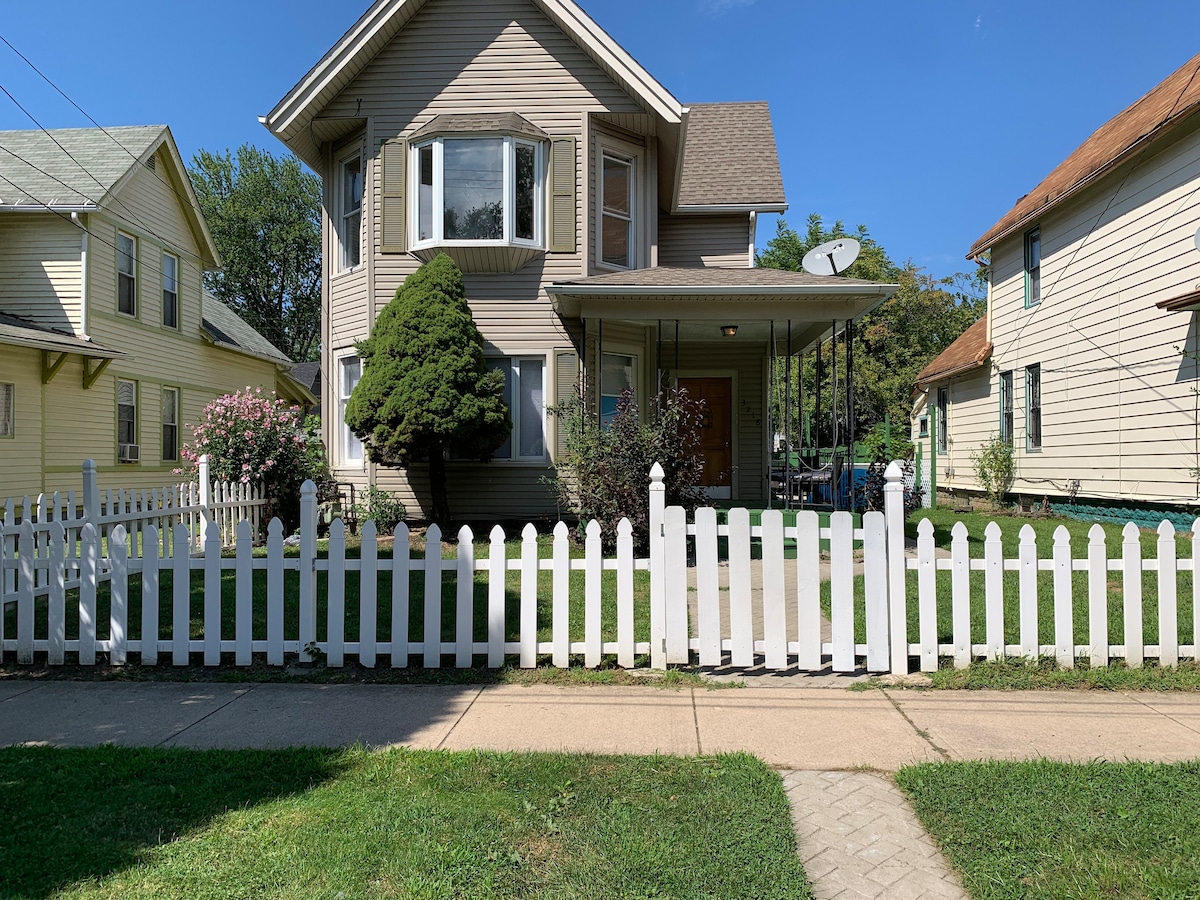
top-left (913, 51), bottom-right (1200, 513)
top-left (264, 0), bottom-right (896, 520)
top-left (0, 125), bottom-right (313, 502)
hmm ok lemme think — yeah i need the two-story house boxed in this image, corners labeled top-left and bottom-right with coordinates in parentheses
top-left (912, 51), bottom-right (1200, 518)
top-left (0, 125), bottom-right (314, 501)
top-left (264, 0), bottom-right (896, 520)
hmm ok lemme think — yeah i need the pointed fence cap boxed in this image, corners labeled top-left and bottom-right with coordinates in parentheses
top-left (522, 522), bottom-right (538, 540)
top-left (490, 524), bottom-right (506, 542)
top-left (300, 479), bottom-right (317, 496)
top-left (649, 462), bottom-right (665, 483)
top-left (1158, 520), bottom-right (1176, 537)
top-left (884, 461), bottom-right (904, 483)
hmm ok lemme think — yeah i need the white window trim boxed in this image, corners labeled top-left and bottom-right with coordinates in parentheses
top-left (336, 148), bottom-right (364, 274)
top-left (488, 354), bottom-right (548, 463)
top-left (161, 250), bottom-right (179, 329)
top-left (117, 232), bottom-right (137, 317)
top-left (337, 352), bottom-right (364, 467)
top-left (595, 137), bottom-right (644, 272)
top-left (410, 135), bottom-right (545, 250)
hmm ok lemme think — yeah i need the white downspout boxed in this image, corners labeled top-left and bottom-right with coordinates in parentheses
top-left (73, 212), bottom-right (90, 340)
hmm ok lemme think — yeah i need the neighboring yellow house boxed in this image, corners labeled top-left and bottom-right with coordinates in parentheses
top-left (263, 0), bottom-right (896, 520)
top-left (913, 51), bottom-right (1200, 517)
top-left (0, 125), bottom-right (314, 502)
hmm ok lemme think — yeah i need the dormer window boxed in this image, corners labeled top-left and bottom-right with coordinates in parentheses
top-left (413, 135), bottom-right (544, 248)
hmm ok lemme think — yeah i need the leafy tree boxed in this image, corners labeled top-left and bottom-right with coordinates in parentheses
top-left (345, 255), bottom-right (510, 526)
top-left (758, 215), bottom-right (985, 446)
top-left (188, 145), bottom-right (322, 362)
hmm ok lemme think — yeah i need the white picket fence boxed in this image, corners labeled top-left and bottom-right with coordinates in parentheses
top-left (1, 456), bottom-right (266, 600)
top-left (2, 462), bottom-right (1199, 673)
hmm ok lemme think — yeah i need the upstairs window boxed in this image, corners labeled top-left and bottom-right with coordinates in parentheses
top-left (339, 152), bottom-right (363, 271)
top-left (999, 370), bottom-right (1014, 445)
top-left (414, 137), bottom-right (543, 247)
top-left (117, 233), bottom-right (137, 316)
top-left (1026, 364), bottom-right (1042, 450)
top-left (1024, 227), bottom-right (1041, 307)
top-left (600, 151), bottom-right (634, 268)
top-left (161, 252), bottom-right (178, 328)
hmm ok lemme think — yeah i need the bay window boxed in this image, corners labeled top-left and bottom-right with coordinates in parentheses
top-left (414, 136), bottom-right (543, 247)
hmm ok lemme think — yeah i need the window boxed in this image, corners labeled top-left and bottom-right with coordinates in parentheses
top-left (340, 153), bottom-right (363, 270)
top-left (487, 357), bottom-right (545, 460)
top-left (162, 388), bottom-right (178, 462)
top-left (1026, 364), bottom-right (1042, 450)
top-left (1024, 227), bottom-right (1041, 307)
top-left (917, 415), bottom-right (928, 439)
top-left (601, 352), bottom-right (637, 427)
top-left (936, 386), bottom-right (948, 453)
top-left (999, 371), bottom-right (1014, 445)
top-left (117, 379), bottom-right (137, 451)
top-left (117, 233), bottom-right (136, 316)
top-left (340, 356), bottom-right (363, 464)
top-left (414, 137), bottom-right (543, 247)
top-left (161, 252), bottom-right (178, 328)
top-left (600, 151), bottom-right (634, 268)
top-left (0, 383), bottom-right (13, 438)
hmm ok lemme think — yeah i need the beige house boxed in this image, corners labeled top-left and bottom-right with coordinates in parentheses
top-left (264, 0), bottom-right (896, 520)
top-left (913, 51), bottom-right (1200, 513)
top-left (0, 125), bottom-right (313, 502)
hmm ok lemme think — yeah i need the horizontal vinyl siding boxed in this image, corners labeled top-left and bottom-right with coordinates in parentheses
top-left (931, 369), bottom-right (996, 492)
top-left (657, 214), bottom-right (750, 268)
top-left (986, 124), bottom-right (1200, 505)
top-left (0, 215), bottom-right (82, 334)
top-left (0, 347), bottom-right (45, 501)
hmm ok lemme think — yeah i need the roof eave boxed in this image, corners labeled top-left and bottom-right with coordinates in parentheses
top-left (545, 282), bottom-right (897, 298)
top-left (1156, 288), bottom-right (1200, 312)
top-left (916, 347), bottom-right (994, 388)
top-left (675, 202), bottom-right (788, 215)
top-left (0, 204), bottom-right (97, 213)
top-left (200, 328), bottom-right (291, 367)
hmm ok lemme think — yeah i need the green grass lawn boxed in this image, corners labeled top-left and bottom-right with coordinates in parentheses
top-left (896, 760), bottom-right (1200, 900)
top-left (0, 746), bottom-right (811, 900)
top-left (1, 532), bottom-right (652, 667)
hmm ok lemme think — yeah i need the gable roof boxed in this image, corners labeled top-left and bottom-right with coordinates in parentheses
top-left (264, 0), bottom-right (684, 150)
top-left (969, 52), bottom-right (1200, 258)
top-left (0, 125), bottom-right (220, 268)
top-left (675, 103), bottom-right (786, 212)
top-left (201, 294), bottom-right (293, 366)
top-left (914, 317), bottom-right (991, 387)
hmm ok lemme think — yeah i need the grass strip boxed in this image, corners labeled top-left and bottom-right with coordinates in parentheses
top-left (896, 759), bottom-right (1200, 900)
top-left (0, 746), bottom-right (809, 900)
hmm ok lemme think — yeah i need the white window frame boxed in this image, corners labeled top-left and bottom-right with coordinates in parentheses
top-left (117, 232), bottom-right (137, 316)
top-left (487, 355), bottom-right (547, 462)
top-left (161, 251), bottom-right (179, 329)
top-left (338, 354), bottom-right (364, 466)
top-left (598, 149), bottom-right (636, 270)
top-left (337, 149), bottom-right (363, 272)
top-left (117, 379), bottom-right (138, 457)
top-left (0, 382), bottom-right (13, 438)
top-left (161, 387), bottom-right (179, 462)
top-left (600, 350), bottom-right (639, 427)
top-left (411, 136), bottom-right (545, 250)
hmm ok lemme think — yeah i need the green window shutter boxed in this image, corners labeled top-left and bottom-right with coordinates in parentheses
top-left (548, 137), bottom-right (577, 254)
top-left (380, 139), bottom-right (407, 254)
top-left (555, 350), bottom-right (578, 459)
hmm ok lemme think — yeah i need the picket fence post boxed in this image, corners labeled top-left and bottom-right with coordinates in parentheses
top-left (198, 454), bottom-right (212, 540)
top-left (883, 461), bottom-right (908, 675)
top-left (648, 463), bottom-right (666, 670)
top-left (82, 459), bottom-right (99, 526)
top-left (298, 479), bottom-right (318, 662)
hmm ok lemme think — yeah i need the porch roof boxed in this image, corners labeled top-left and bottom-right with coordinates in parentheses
top-left (0, 312), bottom-right (124, 359)
top-left (546, 266), bottom-right (896, 324)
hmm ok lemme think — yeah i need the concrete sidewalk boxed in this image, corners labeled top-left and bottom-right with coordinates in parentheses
top-left (3, 680), bottom-right (1199, 767)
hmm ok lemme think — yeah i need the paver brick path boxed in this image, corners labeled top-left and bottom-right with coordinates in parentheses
top-left (783, 770), bottom-right (967, 900)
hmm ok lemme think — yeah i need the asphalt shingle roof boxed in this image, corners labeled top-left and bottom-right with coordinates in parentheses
top-left (915, 317), bottom-right (991, 387)
top-left (201, 295), bottom-right (293, 365)
top-left (676, 103), bottom-right (786, 209)
top-left (0, 125), bottom-right (165, 208)
top-left (554, 266), bottom-right (880, 288)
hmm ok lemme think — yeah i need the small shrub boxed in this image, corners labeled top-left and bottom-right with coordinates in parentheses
top-left (971, 434), bottom-right (1014, 509)
top-left (353, 485), bottom-right (407, 531)
top-left (858, 421), bottom-right (913, 463)
top-left (546, 388), bottom-right (706, 552)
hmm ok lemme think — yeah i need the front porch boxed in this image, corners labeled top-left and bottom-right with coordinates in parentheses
top-left (547, 266), bottom-right (898, 510)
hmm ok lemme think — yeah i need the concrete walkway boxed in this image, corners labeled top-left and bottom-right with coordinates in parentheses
top-left (4, 680), bottom-right (1200, 898)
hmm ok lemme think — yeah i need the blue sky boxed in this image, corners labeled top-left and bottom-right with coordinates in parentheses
top-left (2, 0), bottom-right (1199, 277)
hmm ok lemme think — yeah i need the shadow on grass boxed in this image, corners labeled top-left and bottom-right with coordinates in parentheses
top-left (0, 745), bottom-right (349, 899)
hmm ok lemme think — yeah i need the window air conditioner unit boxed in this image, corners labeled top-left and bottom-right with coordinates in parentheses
top-left (118, 443), bottom-right (140, 463)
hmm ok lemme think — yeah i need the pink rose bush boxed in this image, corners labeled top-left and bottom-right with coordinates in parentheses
top-left (180, 389), bottom-right (309, 505)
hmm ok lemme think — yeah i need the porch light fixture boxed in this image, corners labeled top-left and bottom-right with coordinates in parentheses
top-left (721, 325), bottom-right (738, 337)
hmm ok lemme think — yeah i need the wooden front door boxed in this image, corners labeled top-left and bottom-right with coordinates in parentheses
top-left (679, 377), bottom-right (732, 488)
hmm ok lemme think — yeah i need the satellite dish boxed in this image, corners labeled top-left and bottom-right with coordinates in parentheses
top-left (802, 238), bottom-right (861, 276)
